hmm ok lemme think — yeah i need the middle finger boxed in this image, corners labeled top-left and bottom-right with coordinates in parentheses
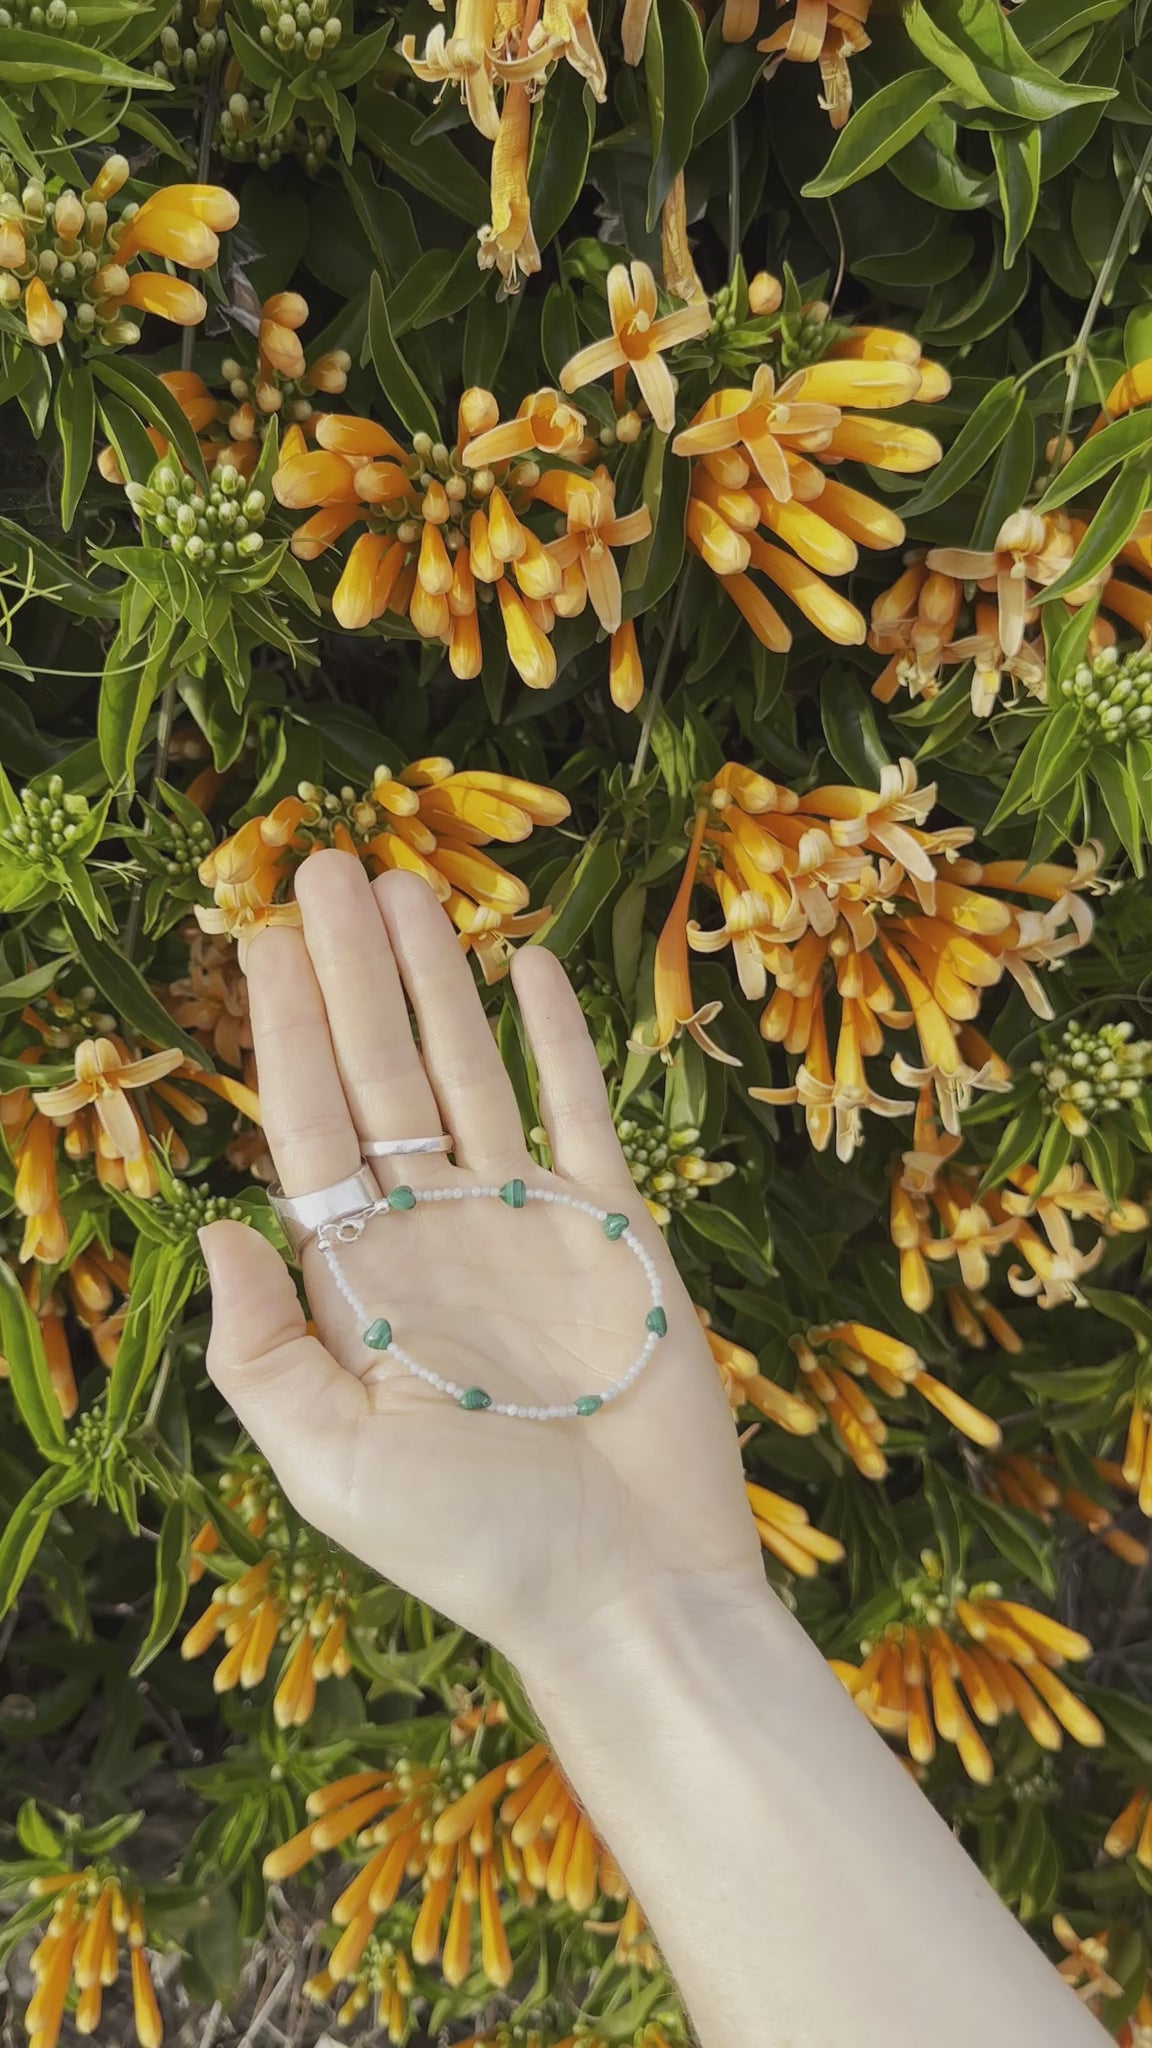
top-left (294, 851), bottom-right (447, 1181)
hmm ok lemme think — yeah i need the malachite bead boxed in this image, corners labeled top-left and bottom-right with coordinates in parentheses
top-left (500, 1178), bottom-right (526, 1208)
top-left (575, 1394), bottom-right (603, 1416)
top-left (459, 1386), bottom-right (492, 1410)
top-left (364, 1318), bottom-right (392, 1350)
top-left (646, 1306), bottom-right (668, 1337)
top-left (388, 1185), bottom-right (416, 1211)
top-left (603, 1212), bottom-right (629, 1240)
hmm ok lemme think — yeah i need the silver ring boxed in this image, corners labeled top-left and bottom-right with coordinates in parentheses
top-left (267, 1164), bottom-right (381, 1259)
top-left (361, 1135), bottom-right (454, 1158)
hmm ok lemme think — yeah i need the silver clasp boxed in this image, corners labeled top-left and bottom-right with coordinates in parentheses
top-left (317, 1199), bottom-right (390, 1249)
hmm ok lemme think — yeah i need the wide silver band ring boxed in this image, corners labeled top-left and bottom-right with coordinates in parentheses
top-left (361, 1135), bottom-right (454, 1158)
top-left (267, 1164), bottom-right (381, 1259)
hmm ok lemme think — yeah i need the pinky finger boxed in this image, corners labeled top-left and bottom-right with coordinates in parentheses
top-left (511, 946), bottom-right (633, 1189)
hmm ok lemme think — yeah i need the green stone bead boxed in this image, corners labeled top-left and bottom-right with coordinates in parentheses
top-left (364, 1318), bottom-right (392, 1350)
top-left (575, 1394), bottom-right (602, 1416)
top-left (500, 1178), bottom-right (526, 1208)
top-left (646, 1306), bottom-right (668, 1337)
top-left (603, 1212), bottom-right (629, 1240)
top-left (459, 1386), bottom-right (492, 1410)
top-left (388, 1184), bottom-right (416, 1210)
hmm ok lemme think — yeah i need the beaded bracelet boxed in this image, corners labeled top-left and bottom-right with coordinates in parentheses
top-left (316, 1178), bottom-right (667, 1420)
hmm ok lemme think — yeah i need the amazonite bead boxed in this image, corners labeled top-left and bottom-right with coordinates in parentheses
top-left (575, 1394), bottom-right (603, 1416)
top-left (500, 1178), bottom-right (526, 1208)
top-left (364, 1319), bottom-right (392, 1350)
top-left (388, 1185), bottom-right (416, 1210)
top-left (603, 1212), bottom-right (629, 1240)
top-left (646, 1306), bottom-right (668, 1336)
top-left (459, 1386), bottom-right (492, 1410)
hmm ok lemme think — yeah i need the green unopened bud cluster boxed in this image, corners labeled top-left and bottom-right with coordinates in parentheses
top-left (1032, 1018), bottom-right (1151, 1136)
top-left (0, 0), bottom-right (77, 30)
top-left (128, 461), bottom-right (267, 573)
top-left (0, 156), bottom-right (142, 345)
top-left (216, 92), bottom-right (334, 175)
top-left (615, 1116), bottom-right (735, 1226)
top-left (152, 0), bottom-right (227, 79)
top-left (1060, 644), bottom-right (1152, 742)
top-left (160, 808), bottom-right (215, 878)
top-left (257, 0), bottom-right (341, 58)
top-left (1, 775), bottom-right (90, 859)
top-left (34, 986), bottom-right (117, 1047)
top-left (170, 1182), bottom-right (247, 1232)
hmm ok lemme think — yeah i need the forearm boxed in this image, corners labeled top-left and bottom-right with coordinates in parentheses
top-left (518, 1577), bottom-right (1104, 2048)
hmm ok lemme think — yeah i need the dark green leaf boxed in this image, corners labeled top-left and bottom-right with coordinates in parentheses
top-left (899, 378), bottom-right (1022, 519)
top-left (1036, 411), bottom-right (1152, 513)
top-left (990, 127), bottom-right (1041, 268)
top-left (1039, 464), bottom-right (1151, 604)
top-left (131, 1496), bottom-right (191, 1675)
top-left (621, 430), bottom-right (689, 618)
top-left (0, 1260), bottom-right (67, 1459)
top-left (529, 65), bottom-right (595, 247)
top-left (60, 907), bottom-right (212, 1069)
top-left (644, 0), bottom-right (708, 228)
top-left (52, 363), bottom-right (94, 534)
top-left (358, 91), bottom-right (488, 224)
top-left (820, 670), bottom-right (891, 785)
top-left (91, 359), bottom-right (208, 489)
top-left (804, 72), bottom-right (946, 197)
top-left (365, 271), bottom-right (439, 440)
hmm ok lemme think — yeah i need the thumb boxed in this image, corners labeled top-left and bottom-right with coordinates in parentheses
top-left (199, 1220), bottom-right (366, 1519)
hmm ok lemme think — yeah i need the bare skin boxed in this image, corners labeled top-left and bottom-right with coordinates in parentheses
top-left (201, 849), bottom-right (1105, 2048)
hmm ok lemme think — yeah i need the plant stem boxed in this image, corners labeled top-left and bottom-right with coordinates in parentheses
top-left (629, 576), bottom-right (689, 787)
top-left (727, 118), bottom-right (741, 282)
top-left (1045, 129), bottom-right (1152, 482)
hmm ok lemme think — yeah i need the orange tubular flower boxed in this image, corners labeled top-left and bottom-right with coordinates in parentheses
top-left (31, 1039), bottom-right (185, 1199)
top-left (792, 1321), bottom-right (1000, 1480)
top-left (629, 806), bottom-right (741, 1064)
top-left (635, 761), bottom-right (1094, 1156)
top-left (477, 82), bottom-right (539, 289)
top-left (745, 1480), bottom-right (844, 1575)
top-left (196, 795), bottom-right (310, 961)
top-left (836, 1589), bottom-right (1102, 1783)
top-left (120, 273), bottom-right (207, 326)
top-left (114, 182), bottom-right (239, 264)
top-left (24, 275), bottom-right (64, 347)
top-left (755, 1), bottom-right (873, 128)
top-left (559, 260), bottom-right (712, 432)
top-left (609, 619), bottom-right (644, 711)
top-left (275, 399), bottom-right (650, 697)
top-left (26, 1867), bottom-right (160, 2048)
top-left (699, 1305), bottom-right (820, 1434)
top-left (263, 1743), bottom-right (644, 1996)
top-left (926, 510), bottom-right (1082, 660)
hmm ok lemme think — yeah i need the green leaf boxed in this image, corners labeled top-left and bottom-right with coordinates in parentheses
top-left (0, 26), bottom-right (168, 85)
top-left (107, 1240), bottom-right (200, 1434)
top-left (0, 958), bottom-right (62, 1015)
top-left (1038, 464), bottom-right (1152, 604)
top-left (679, 1200), bottom-right (773, 1282)
top-left (0, 1467), bottom-right (85, 1617)
top-left (621, 430), bottom-right (689, 619)
top-left (365, 271), bottom-right (439, 441)
top-left (92, 358), bottom-right (207, 489)
top-left (131, 1496), bottom-right (191, 1675)
top-left (98, 615), bottom-right (173, 792)
top-left (970, 406), bottom-right (1037, 550)
top-left (977, 1096), bottom-right (1048, 1192)
top-left (1013, 0), bottom-right (1130, 52)
top-left (964, 1492), bottom-right (1055, 1595)
top-left (358, 91), bottom-right (488, 225)
top-left (52, 363), bottom-right (94, 535)
top-left (902, 0), bottom-right (1114, 117)
top-left (16, 1800), bottom-right (62, 1859)
top-left (820, 670), bottom-right (891, 785)
top-left (0, 1260), bottom-right (67, 1459)
top-left (898, 378), bottom-right (1022, 519)
top-left (923, 1463), bottom-right (968, 1585)
top-left (803, 72), bottom-right (946, 197)
top-left (1092, 750), bottom-right (1145, 873)
top-left (60, 907), bottom-right (212, 1069)
top-left (990, 127), bottom-right (1041, 269)
top-left (644, 0), bottom-right (708, 229)
top-left (529, 64), bottom-right (595, 247)
top-left (532, 836), bottom-right (622, 957)
top-left (1036, 412), bottom-right (1152, 513)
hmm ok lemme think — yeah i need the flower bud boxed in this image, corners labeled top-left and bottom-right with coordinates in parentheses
top-left (87, 154), bottom-right (130, 203)
top-left (93, 262), bottom-right (130, 299)
top-left (0, 217), bottom-right (25, 269)
top-left (52, 189), bottom-right (84, 242)
top-left (748, 270), bottom-right (783, 316)
top-left (126, 482), bottom-right (165, 519)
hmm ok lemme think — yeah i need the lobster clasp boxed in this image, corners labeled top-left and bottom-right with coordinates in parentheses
top-left (318, 1209), bottom-right (372, 1248)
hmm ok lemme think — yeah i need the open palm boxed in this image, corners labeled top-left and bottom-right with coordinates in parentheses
top-left (202, 854), bottom-right (761, 1664)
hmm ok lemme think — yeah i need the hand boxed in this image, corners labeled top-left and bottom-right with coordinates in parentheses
top-left (200, 852), bottom-right (761, 1665)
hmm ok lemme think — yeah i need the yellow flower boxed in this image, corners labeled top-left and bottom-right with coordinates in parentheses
top-left (120, 272), bottom-right (207, 326)
top-left (25, 1867), bottom-right (161, 2048)
top-left (265, 1742), bottom-right (642, 1995)
top-left (673, 363), bottom-right (842, 500)
top-left (794, 1320), bottom-right (1001, 1480)
top-left (535, 463), bottom-right (651, 630)
top-left (629, 807), bottom-right (740, 1063)
top-left (609, 618), bottom-right (644, 710)
top-left (927, 510), bottom-right (1079, 660)
top-left (114, 181), bottom-right (239, 264)
top-left (744, 1481), bottom-right (844, 1575)
top-left (196, 795), bottom-right (310, 960)
top-left (31, 1038), bottom-right (184, 1195)
top-left (477, 82), bottom-right (539, 288)
top-left (24, 274), bottom-right (64, 347)
top-left (559, 260), bottom-right (712, 432)
top-left (837, 1589), bottom-right (1101, 1782)
top-left (757, 2), bottom-right (873, 129)
top-left (700, 1305), bottom-right (819, 1434)
top-left (462, 386), bottom-right (587, 466)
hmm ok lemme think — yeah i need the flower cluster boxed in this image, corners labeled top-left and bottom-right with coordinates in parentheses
top-left (718, 0), bottom-right (873, 129)
top-left (1031, 1017), bottom-right (1151, 1136)
top-left (401, 0), bottom-right (607, 287)
top-left (264, 1742), bottom-right (644, 2000)
top-left (129, 461), bottom-right (268, 573)
top-left (637, 759), bottom-right (1099, 1158)
top-left (791, 1319), bottom-right (1001, 1477)
top-left (1062, 643), bottom-right (1152, 743)
top-left (833, 1558), bottom-right (1103, 1782)
top-left (25, 1868), bottom-right (162, 2048)
top-left (992, 1453), bottom-right (1148, 1570)
top-left (892, 1097), bottom-right (1147, 1313)
top-left (674, 330), bottom-right (947, 652)
top-left (98, 291), bottom-right (349, 487)
top-left (152, 0), bottom-right (228, 79)
top-left (615, 1115), bottom-right (735, 1225)
top-left (0, 1244), bottom-right (131, 1418)
top-left (196, 762), bottom-right (567, 978)
top-left (0, 167), bottom-right (237, 349)
top-left (183, 1463), bottom-right (355, 1726)
top-left (273, 393), bottom-right (649, 696)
